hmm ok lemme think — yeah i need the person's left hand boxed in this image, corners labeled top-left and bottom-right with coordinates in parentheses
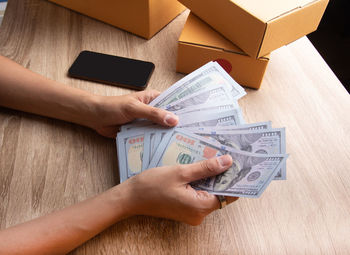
top-left (116, 154), bottom-right (239, 225)
top-left (89, 89), bottom-right (178, 138)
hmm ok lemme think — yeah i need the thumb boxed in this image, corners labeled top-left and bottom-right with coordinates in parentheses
top-left (179, 155), bottom-right (233, 183)
top-left (131, 102), bottom-right (179, 127)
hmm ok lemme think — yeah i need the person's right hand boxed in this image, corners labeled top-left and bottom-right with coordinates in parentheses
top-left (118, 155), bottom-right (239, 226)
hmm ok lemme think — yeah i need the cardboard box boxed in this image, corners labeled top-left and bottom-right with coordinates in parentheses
top-left (177, 13), bottom-right (269, 89)
top-left (48, 0), bottom-right (185, 39)
top-left (178, 0), bottom-right (329, 58)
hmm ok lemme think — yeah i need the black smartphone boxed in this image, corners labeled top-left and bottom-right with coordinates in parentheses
top-left (68, 51), bottom-right (155, 90)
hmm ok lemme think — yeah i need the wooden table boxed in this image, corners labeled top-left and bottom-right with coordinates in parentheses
top-left (1, 0), bottom-right (350, 254)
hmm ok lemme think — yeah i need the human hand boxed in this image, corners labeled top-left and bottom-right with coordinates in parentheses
top-left (119, 155), bottom-right (239, 226)
top-left (90, 89), bottom-right (179, 138)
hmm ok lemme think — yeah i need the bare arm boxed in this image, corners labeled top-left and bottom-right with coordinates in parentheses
top-left (0, 155), bottom-right (237, 255)
top-left (0, 55), bottom-right (178, 137)
top-left (0, 187), bottom-right (129, 255)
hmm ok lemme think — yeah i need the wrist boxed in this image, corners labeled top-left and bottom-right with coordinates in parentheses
top-left (78, 94), bottom-right (104, 129)
top-left (107, 183), bottom-right (136, 219)
top-left (40, 80), bottom-right (104, 130)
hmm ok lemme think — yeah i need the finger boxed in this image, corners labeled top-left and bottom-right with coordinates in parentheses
top-left (195, 190), bottom-right (219, 208)
top-left (185, 187), bottom-right (238, 212)
top-left (179, 155), bottom-right (233, 183)
top-left (193, 191), bottom-right (237, 212)
top-left (131, 102), bottom-right (179, 127)
top-left (226, 196), bottom-right (239, 205)
top-left (210, 196), bottom-right (239, 210)
top-left (95, 126), bottom-right (119, 138)
top-left (133, 89), bottom-right (161, 104)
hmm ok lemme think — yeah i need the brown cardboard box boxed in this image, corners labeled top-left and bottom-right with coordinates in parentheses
top-left (177, 13), bottom-right (269, 89)
top-left (48, 0), bottom-right (185, 39)
top-left (178, 0), bottom-right (329, 58)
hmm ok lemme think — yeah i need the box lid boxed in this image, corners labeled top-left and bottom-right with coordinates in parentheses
top-left (179, 13), bottom-right (269, 60)
top-left (232, 0), bottom-right (318, 22)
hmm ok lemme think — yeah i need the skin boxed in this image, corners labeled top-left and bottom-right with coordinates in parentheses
top-left (0, 55), bottom-right (238, 254)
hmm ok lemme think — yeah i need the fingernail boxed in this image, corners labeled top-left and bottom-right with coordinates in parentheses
top-left (164, 113), bottom-right (178, 126)
top-left (217, 155), bottom-right (232, 168)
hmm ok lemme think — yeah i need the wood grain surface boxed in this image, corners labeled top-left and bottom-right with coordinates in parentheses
top-left (1, 0), bottom-right (350, 254)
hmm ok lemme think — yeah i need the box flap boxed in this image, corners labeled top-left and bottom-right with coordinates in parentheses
top-left (179, 13), bottom-right (247, 56)
top-left (232, 0), bottom-right (318, 22)
top-left (259, 0), bottom-right (328, 57)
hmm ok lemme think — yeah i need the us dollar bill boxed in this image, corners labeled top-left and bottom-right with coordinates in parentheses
top-left (164, 84), bottom-right (234, 112)
top-left (142, 127), bottom-right (170, 171)
top-left (144, 111), bottom-right (246, 169)
top-left (182, 121), bottom-right (272, 132)
top-left (117, 130), bottom-right (146, 183)
top-left (172, 100), bottom-right (239, 115)
top-left (149, 61), bottom-right (246, 108)
top-left (149, 128), bottom-right (287, 198)
top-left (120, 120), bottom-right (154, 132)
top-left (189, 128), bottom-right (286, 180)
top-left (178, 109), bottom-right (245, 127)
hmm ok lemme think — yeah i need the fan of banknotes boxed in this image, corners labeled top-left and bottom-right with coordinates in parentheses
top-left (117, 61), bottom-right (288, 198)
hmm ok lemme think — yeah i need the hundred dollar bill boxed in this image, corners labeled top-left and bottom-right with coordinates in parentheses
top-left (142, 127), bottom-right (171, 171)
top-left (148, 128), bottom-right (287, 198)
top-left (172, 100), bottom-right (239, 115)
top-left (183, 121), bottom-right (272, 132)
top-left (164, 84), bottom-right (234, 112)
top-left (189, 128), bottom-right (286, 180)
top-left (149, 61), bottom-right (246, 108)
top-left (117, 130), bottom-right (146, 183)
top-left (120, 120), bottom-right (154, 132)
top-left (178, 109), bottom-right (245, 127)
top-left (149, 132), bottom-right (161, 161)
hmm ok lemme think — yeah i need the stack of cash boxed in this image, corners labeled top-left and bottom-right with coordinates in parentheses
top-left (117, 61), bottom-right (288, 198)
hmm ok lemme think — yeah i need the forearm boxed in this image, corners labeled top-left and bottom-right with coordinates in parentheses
top-left (0, 185), bottom-right (131, 255)
top-left (0, 55), bottom-right (99, 128)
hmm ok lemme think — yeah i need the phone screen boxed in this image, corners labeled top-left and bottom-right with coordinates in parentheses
top-left (68, 51), bottom-right (155, 90)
